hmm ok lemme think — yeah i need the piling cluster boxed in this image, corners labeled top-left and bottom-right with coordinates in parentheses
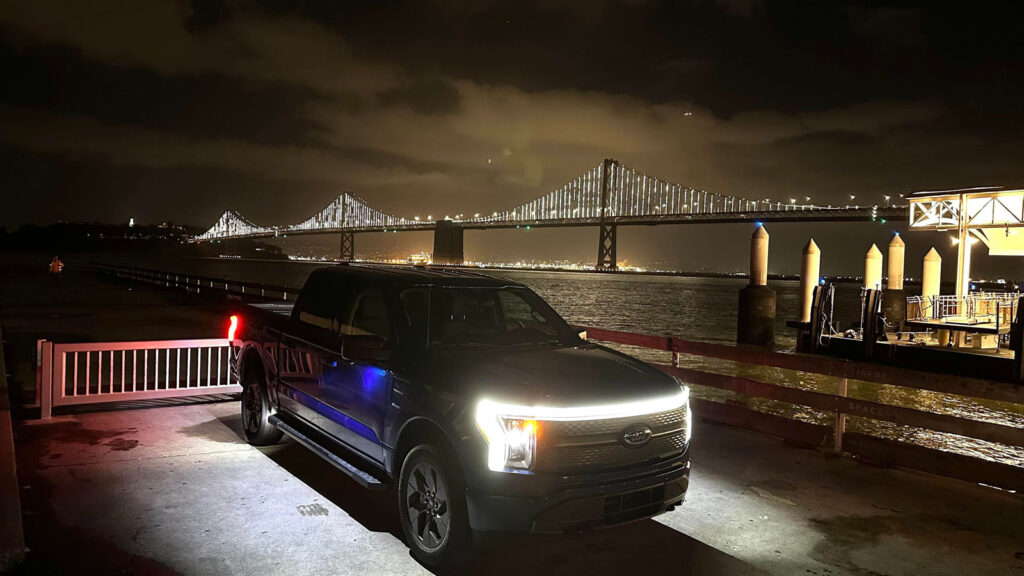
top-left (737, 224), bottom-right (942, 346)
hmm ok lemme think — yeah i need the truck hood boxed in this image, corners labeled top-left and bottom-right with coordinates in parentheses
top-left (426, 344), bottom-right (680, 407)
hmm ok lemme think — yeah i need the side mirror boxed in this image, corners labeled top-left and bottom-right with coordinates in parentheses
top-left (342, 334), bottom-right (389, 362)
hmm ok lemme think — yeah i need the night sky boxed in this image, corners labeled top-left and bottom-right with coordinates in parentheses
top-left (3, 1), bottom-right (1024, 275)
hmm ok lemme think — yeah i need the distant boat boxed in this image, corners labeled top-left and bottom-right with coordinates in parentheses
top-left (971, 279), bottom-right (1019, 292)
top-left (218, 254), bottom-right (242, 259)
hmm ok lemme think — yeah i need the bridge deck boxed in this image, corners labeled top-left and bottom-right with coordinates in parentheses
top-left (197, 206), bottom-right (908, 241)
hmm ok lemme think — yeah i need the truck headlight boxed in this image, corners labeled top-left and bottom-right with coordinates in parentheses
top-left (476, 400), bottom-right (537, 472)
top-left (671, 379), bottom-right (693, 444)
top-left (684, 387), bottom-right (693, 443)
top-left (476, 388), bottom-right (691, 473)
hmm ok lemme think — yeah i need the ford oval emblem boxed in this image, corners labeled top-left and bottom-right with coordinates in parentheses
top-left (620, 424), bottom-right (652, 448)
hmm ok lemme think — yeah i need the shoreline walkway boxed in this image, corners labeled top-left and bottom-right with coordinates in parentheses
top-left (2, 253), bottom-right (1023, 575)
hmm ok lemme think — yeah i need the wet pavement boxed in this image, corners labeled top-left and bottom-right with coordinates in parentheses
top-left (9, 400), bottom-right (1024, 576)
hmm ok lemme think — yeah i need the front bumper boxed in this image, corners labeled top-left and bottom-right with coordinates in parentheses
top-left (465, 453), bottom-right (690, 533)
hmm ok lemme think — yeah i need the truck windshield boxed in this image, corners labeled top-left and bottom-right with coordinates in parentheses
top-left (400, 286), bottom-right (581, 349)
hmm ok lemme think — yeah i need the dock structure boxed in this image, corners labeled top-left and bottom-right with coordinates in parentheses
top-left (1, 257), bottom-right (1023, 575)
top-left (786, 185), bottom-right (1024, 384)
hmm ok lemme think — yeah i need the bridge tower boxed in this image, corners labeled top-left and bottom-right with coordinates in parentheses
top-left (339, 231), bottom-right (354, 261)
top-left (596, 158), bottom-right (617, 270)
top-left (433, 220), bottom-right (464, 265)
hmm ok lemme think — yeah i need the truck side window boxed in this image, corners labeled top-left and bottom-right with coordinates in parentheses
top-left (342, 288), bottom-right (394, 345)
top-left (497, 290), bottom-right (552, 334)
top-left (297, 273), bottom-right (344, 330)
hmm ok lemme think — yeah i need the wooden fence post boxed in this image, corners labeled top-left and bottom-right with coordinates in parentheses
top-left (834, 377), bottom-right (848, 452)
top-left (40, 341), bottom-right (53, 420)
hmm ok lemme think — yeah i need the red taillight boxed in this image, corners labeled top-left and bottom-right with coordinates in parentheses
top-left (227, 315), bottom-right (239, 343)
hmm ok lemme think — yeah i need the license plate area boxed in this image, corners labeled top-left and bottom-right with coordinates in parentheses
top-left (602, 484), bottom-right (666, 525)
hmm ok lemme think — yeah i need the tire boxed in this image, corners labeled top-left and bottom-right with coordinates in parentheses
top-left (398, 444), bottom-right (473, 568)
top-left (240, 362), bottom-right (283, 446)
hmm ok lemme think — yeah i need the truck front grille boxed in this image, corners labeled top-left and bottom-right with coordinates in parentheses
top-left (555, 408), bottom-right (685, 437)
top-left (535, 406), bottom-right (688, 474)
top-left (558, 430), bottom-right (687, 469)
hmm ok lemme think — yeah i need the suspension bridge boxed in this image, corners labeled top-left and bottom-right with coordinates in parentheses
top-left (194, 159), bottom-right (906, 269)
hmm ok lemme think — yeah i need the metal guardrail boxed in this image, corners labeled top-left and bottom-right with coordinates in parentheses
top-left (908, 293), bottom-right (1019, 324)
top-left (38, 338), bottom-right (240, 419)
top-left (93, 263), bottom-right (298, 301)
top-left (579, 325), bottom-right (1024, 492)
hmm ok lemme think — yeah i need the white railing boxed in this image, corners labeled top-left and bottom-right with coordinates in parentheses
top-left (907, 293), bottom-right (1019, 330)
top-left (39, 338), bottom-right (240, 419)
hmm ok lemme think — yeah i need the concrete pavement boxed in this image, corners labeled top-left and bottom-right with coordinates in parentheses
top-left (10, 400), bottom-right (1024, 576)
top-left (12, 402), bottom-right (759, 576)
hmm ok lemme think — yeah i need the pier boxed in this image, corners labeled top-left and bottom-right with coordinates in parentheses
top-left (1, 257), bottom-right (1023, 574)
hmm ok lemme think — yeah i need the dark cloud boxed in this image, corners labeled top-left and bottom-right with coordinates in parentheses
top-left (184, 0), bottom-right (234, 34)
top-left (0, 35), bottom-right (325, 147)
top-left (2, 0), bottom-right (1024, 273)
top-left (270, 1), bottom-right (1024, 116)
top-left (377, 77), bottom-right (461, 115)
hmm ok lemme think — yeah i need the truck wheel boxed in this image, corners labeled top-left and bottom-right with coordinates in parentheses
top-left (241, 364), bottom-right (282, 446)
top-left (398, 444), bottom-right (472, 568)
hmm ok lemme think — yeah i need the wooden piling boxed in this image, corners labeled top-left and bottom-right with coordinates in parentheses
top-left (864, 244), bottom-right (883, 290)
top-left (799, 239), bottom-right (820, 323)
top-left (738, 224), bottom-right (776, 345)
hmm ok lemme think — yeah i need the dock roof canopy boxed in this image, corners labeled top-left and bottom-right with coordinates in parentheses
top-left (909, 187), bottom-right (1024, 256)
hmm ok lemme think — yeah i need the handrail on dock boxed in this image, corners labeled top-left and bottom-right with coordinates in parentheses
top-left (578, 325), bottom-right (1024, 493)
top-left (907, 293), bottom-right (1019, 331)
top-left (92, 263), bottom-right (299, 302)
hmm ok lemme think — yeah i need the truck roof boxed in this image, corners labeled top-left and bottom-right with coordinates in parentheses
top-left (310, 263), bottom-right (524, 288)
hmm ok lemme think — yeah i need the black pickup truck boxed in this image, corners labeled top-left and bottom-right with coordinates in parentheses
top-left (231, 264), bottom-right (691, 567)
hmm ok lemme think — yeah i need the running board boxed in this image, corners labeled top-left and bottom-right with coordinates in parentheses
top-left (269, 415), bottom-right (387, 490)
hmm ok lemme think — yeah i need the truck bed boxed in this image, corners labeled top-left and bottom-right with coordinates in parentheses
top-left (249, 302), bottom-right (295, 317)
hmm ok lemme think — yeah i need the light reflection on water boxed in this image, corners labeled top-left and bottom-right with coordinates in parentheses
top-left (141, 257), bottom-right (1024, 466)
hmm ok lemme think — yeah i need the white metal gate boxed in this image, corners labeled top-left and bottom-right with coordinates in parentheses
top-left (38, 339), bottom-right (240, 419)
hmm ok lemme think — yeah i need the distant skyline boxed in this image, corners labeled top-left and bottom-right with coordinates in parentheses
top-left (3, 1), bottom-right (1024, 275)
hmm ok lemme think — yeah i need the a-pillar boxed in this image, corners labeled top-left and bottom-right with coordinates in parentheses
top-left (432, 220), bottom-right (464, 265)
top-left (737, 224), bottom-right (776, 345)
top-left (339, 231), bottom-right (354, 261)
top-left (798, 239), bottom-right (820, 323)
top-left (881, 233), bottom-right (906, 330)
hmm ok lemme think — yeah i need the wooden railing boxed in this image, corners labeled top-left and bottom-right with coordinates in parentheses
top-left (579, 326), bottom-right (1024, 492)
